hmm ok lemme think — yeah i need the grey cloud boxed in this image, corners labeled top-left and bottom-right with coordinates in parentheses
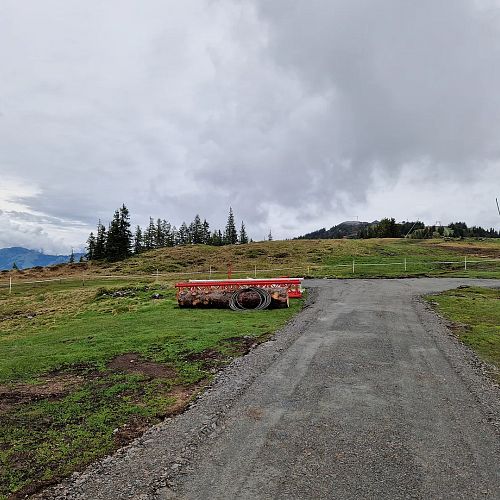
top-left (0, 0), bottom-right (499, 251)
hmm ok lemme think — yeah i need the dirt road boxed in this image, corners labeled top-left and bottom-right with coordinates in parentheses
top-left (41, 279), bottom-right (500, 500)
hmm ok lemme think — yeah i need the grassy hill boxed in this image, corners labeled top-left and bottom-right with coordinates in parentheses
top-left (2, 238), bottom-right (499, 286)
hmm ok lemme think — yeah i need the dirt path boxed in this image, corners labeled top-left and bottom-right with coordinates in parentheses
top-left (39, 279), bottom-right (500, 500)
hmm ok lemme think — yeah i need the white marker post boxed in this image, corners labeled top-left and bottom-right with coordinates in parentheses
top-left (404, 258), bottom-right (407, 272)
top-left (352, 259), bottom-right (355, 273)
top-left (464, 256), bottom-right (467, 271)
top-left (9, 277), bottom-right (12, 294)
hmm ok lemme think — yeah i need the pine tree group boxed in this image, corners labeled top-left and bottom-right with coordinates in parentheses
top-left (86, 206), bottom-right (251, 261)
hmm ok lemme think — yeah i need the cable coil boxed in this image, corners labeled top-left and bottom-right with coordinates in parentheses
top-left (229, 287), bottom-right (272, 311)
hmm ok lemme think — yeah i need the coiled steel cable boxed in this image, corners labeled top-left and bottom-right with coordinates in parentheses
top-left (229, 287), bottom-right (272, 311)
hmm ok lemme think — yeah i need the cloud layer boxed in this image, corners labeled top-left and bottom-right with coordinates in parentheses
top-left (1, 0), bottom-right (499, 251)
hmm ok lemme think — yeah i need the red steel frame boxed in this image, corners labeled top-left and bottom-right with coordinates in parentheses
top-left (175, 278), bottom-right (304, 298)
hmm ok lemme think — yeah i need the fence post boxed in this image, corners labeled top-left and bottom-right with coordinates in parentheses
top-left (9, 277), bottom-right (12, 294)
top-left (464, 256), bottom-right (467, 271)
top-left (404, 258), bottom-right (407, 272)
top-left (352, 259), bottom-right (355, 273)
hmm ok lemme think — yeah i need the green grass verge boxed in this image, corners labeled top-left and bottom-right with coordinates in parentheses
top-left (0, 282), bottom-right (303, 498)
top-left (425, 286), bottom-right (500, 380)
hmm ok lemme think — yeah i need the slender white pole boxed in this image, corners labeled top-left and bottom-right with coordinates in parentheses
top-left (352, 259), bottom-right (355, 273)
top-left (464, 256), bottom-right (467, 271)
top-left (9, 277), bottom-right (12, 294)
top-left (404, 258), bottom-right (407, 272)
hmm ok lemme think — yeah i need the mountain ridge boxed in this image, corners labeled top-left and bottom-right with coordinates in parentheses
top-left (0, 247), bottom-right (83, 270)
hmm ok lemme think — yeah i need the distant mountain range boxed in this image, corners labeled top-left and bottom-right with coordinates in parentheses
top-left (0, 247), bottom-right (84, 271)
top-left (297, 220), bottom-right (377, 240)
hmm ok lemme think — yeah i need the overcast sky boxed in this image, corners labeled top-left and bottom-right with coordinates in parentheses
top-left (1, 0), bottom-right (500, 253)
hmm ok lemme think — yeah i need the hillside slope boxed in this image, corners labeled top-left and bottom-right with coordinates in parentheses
top-left (2, 238), bottom-right (499, 282)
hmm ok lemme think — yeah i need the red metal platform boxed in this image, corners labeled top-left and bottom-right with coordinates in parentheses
top-left (175, 278), bottom-right (304, 298)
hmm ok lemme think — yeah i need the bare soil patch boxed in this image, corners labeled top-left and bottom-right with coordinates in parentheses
top-left (107, 353), bottom-right (177, 379)
top-left (0, 374), bottom-right (83, 412)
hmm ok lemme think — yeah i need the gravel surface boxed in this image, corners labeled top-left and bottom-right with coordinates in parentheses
top-left (36, 278), bottom-right (500, 500)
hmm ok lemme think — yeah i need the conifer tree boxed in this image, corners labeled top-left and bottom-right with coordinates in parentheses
top-left (177, 222), bottom-right (189, 245)
top-left (239, 221), bottom-right (248, 244)
top-left (94, 221), bottom-right (107, 260)
top-left (12, 262), bottom-right (18, 270)
top-left (162, 220), bottom-right (174, 247)
top-left (155, 218), bottom-right (166, 248)
top-left (202, 219), bottom-right (210, 244)
top-left (69, 249), bottom-right (75, 263)
top-left (268, 229), bottom-right (273, 241)
top-left (134, 225), bottom-right (143, 254)
top-left (105, 209), bottom-right (121, 260)
top-left (224, 207), bottom-right (238, 245)
top-left (118, 204), bottom-right (132, 258)
top-left (191, 214), bottom-right (203, 244)
top-left (86, 232), bottom-right (96, 260)
top-left (144, 217), bottom-right (156, 250)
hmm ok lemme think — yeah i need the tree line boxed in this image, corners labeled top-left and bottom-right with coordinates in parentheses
top-left (86, 205), bottom-right (250, 262)
top-left (358, 218), bottom-right (500, 239)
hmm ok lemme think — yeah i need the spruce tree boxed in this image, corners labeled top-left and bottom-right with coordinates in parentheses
top-left (155, 218), bottom-right (165, 248)
top-left (105, 209), bottom-right (121, 260)
top-left (224, 207), bottom-right (238, 245)
top-left (202, 219), bottom-right (210, 244)
top-left (268, 229), bottom-right (273, 241)
top-left (69, 249), bottom-right (75, 263)
top-left (86, 232), bottom-right (96, 260)
top-left (162, 220), bottom-right (174, 247)
top-left (12, 262), bottom-right (18, 270)
top-left (191, 214), bottom-right (203, 244)
top-left (94, 221), bottom-right (107, 260)
top-left (118, 204), bottom-right (132, 258)
top-left (177, 222), bottom-right (189, 245)
top-left (134, 225), bottom-right (143, 254)
top-left (239, 221), bottom-right (248, 244)
top-left (144, 217), bottom-right (156, 250)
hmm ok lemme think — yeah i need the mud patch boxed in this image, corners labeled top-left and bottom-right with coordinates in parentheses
top-left (184, 349), bottom-right (225, 363)
top-left (107, 353), bottom-right (177, 379)
top-left (0, 374), bottom-right (83, 412)
top-left (221, 335), bottom-right (263, 355)
top-left (183, 349), bottom-right (227, 371)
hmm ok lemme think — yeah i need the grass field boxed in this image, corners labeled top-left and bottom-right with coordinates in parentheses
top-left (0, 237), bottom-right (499, 497)
top-left (426, 287), bottom-right (500, 382)
top-left (0, 280), bottom-right (302, 498)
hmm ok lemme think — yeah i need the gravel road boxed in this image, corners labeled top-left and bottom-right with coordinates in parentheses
top-left (39, 278), bottom-right (500, 500)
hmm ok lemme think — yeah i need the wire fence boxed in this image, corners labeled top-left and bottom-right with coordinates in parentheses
top-left (1, 256), bottom-right (499, 294)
